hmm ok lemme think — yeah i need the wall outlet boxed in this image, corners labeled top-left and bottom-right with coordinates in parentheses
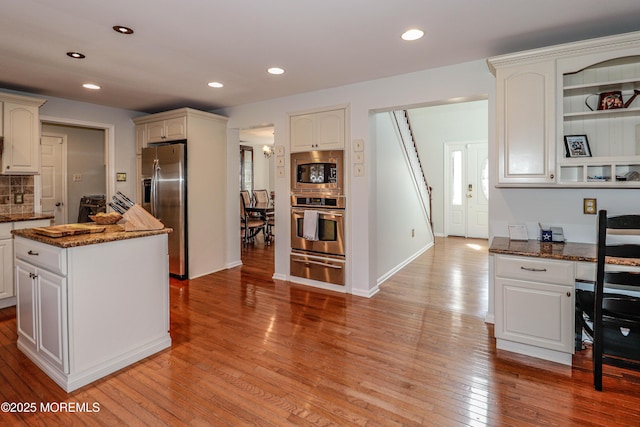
top-left (411, 228), bottom-right (415, 237)
top-left (584, 198), bottom-right (597, 214)
top-left (73, 173), bottom-right (82, 182)
top-left (14, 193), bottom-right (24, 204)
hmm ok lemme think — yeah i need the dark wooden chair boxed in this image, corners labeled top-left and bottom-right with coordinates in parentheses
top-left (240, 193), bottom-right (265, 246)
top-left (592, 210), bottom-right (640, 391)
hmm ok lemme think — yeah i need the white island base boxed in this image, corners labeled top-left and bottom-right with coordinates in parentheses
top-left (14, 230), bottom-right (171, 392)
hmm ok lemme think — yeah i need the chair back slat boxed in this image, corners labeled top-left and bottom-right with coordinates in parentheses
top-left (592, 209), bottom-right (640, 391)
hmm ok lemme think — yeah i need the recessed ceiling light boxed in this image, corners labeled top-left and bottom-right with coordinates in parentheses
top-left (66, 52), bottom-right (85, 59)
top-left (82, 83), bottom-right (101, 90)
top-left (267, 67), bottom-right (285, 75)
top-left (208, 82), bottom-right (224, 88)
top-left (113, 25), bottom-right (134, 35)
top-left (401, 29), bottom-right (424, 41)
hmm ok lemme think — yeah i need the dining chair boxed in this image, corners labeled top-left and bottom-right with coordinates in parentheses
top-left (592, 210), bottom-right (640, 391)
top-left (240, 193), bottom-right (265, 246)
top-left (253, 189), bottom-right (269, 205)
top-left (253, 189), bottom-right (274, 243)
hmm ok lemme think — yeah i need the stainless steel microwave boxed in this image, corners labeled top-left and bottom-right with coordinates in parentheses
top-left (290, 150), bottom-right (344, 193)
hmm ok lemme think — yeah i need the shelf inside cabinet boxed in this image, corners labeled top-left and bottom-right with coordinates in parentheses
top-left (558, 157), bottom-right (640, 185)
top-left (564, 106), bottom-right (640, 120)
top-left (563, 78), bottom-right (640, 97)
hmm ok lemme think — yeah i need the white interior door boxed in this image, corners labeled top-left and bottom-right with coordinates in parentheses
top-left (41, 133), bottom-right (67, 225)
top-left (445, 142), bottom-right (488, 239)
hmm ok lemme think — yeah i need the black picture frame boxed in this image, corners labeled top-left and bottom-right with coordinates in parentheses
top-left (564, 135), bottom-right (592, 158)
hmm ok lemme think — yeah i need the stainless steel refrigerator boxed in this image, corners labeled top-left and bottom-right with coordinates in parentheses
top-left (141, 141), bottom-right (187, 279)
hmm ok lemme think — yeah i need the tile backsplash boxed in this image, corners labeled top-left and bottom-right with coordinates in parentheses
top-left (0, 176), bottom-right (34, 215)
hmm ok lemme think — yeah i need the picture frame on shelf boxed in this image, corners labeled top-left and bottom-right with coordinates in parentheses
top-left (564, 135), bottom-right (592, 158)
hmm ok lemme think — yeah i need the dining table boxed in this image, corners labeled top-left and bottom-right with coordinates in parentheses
top-left (245, 202), bottom-right (274, 243)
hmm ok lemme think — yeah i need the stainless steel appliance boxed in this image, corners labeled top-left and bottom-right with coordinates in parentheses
top-left (291, 150), bottom-right (343, 193)
top-left (290, 203), bottom-right (345, 256)
top-left (290, 192), bottom-right (345, 286)
top-left (141, 141), bottom-right (187, 279)
top-left (290, 251), bottom-right (345, 286)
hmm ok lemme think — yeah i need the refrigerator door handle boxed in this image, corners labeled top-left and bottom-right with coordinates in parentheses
top-left (151, 158), bottom-right (160, 216)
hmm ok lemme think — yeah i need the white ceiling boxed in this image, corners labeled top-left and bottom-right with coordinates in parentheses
top-left (2, 1), bottom-right (640, 114)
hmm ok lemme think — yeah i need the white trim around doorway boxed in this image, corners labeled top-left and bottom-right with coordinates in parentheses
top-left (38, 115), bottom-right (115, 215)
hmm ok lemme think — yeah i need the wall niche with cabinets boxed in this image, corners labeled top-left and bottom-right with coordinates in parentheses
top-left (489, 30), bottom-right (640, 188)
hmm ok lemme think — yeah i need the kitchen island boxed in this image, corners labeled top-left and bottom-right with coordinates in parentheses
top-left (13, 224), bottom-right (172, 392)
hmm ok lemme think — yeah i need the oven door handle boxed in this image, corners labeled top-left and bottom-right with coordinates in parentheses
top-left (291, 208), bottom-right (343, 217)
top-left (291, 258), bottom-right (343, 269)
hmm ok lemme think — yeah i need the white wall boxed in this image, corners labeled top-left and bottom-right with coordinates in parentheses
top-left (375, 112), bottom-right (432, 282)
top-left (408, 100), bottom-right (488, 236)
top-left (218, 59), bottom-right (495, 297)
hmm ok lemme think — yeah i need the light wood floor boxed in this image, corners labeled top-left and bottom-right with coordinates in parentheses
top-left (2, 236), bottom-right (640, 425)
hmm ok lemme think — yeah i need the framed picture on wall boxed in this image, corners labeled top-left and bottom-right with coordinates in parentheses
top-left (564, 135), bottom-right (592, 158)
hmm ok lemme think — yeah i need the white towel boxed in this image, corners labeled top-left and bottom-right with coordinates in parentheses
top-left (303, 210), bottom-right (319, 241)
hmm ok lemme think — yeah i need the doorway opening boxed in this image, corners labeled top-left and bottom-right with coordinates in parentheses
top-left (39, 116), bottom-right (114, 225)
top-left (239, 125), bottom-right (275, 259)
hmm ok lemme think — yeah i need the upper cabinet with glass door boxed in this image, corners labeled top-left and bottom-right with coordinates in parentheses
top-left (489, 30), bottom-right (640, 187)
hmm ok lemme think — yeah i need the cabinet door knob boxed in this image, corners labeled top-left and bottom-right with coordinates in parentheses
top-left (550, 174), bottom-right (554, 179)
top-left (566, 291), bottom-right (571, 297)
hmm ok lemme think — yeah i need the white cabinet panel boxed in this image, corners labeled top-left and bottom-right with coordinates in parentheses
top-left (494, 254), bottom-right (575, 361)
top-left (291, 108), bottom-right (345, 152)
top-left (496, 277), bottom-right (573, 353)
top-left (495, 61), bottom-right (556, 184)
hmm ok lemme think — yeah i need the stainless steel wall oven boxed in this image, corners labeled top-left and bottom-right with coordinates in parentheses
top-left (290, 179), bottom-right (345, 285)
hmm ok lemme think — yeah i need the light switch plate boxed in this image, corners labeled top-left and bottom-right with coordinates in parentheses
top-left (275, 145), bottom-right (285, 156)
top-left (353, 139), bottom-right (364, 152)
top-left (276, 157), bottom-right (285, 167)
top-left (354, 163), bottom-right (364, 177)
top-left (353, 152), bottom-right (364, 163)
top-left (277, 166), bottom-right (285, 178)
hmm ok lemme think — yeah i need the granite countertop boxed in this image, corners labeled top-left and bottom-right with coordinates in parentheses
top-left (12, 224), bottom-right (172, 248)
top-left (0, 213), bottom-right (54, 223)
top-left (489, 236), bottom-right (640, 266)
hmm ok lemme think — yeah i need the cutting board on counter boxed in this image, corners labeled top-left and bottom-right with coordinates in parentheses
top-left (32, 223), bottom-right (106, 238)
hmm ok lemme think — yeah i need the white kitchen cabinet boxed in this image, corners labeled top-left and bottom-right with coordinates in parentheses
top-left (145, 116), bottom-right (187, 143)
top-left (488, 30), bottom-right (640, 188)
top-left (135, 122), bottom-right (147, 155)
top-left (491, 60), bottom-right (556, 185)
top-left (16, 258), bottom-right (68, 374)
top-left (14, 231), bottom-right (171, 392)
top-left (0, 93), bottom-right (47, 174)
top-left (0, 218), bottom-right (52, 309)
top-left (494, 254), bottom-right (575, 365)
top-left (0, 223), bottom-right (13, 302)
top-left (290, 108), bottom-right (345, 152)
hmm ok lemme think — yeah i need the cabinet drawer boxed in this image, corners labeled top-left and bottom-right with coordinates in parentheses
top-left (495, 255), bottom-right (574, 285)
top-left (14, 238), bottom-right (66, 276)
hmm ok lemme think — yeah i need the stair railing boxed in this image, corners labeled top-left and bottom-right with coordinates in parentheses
top-left (391, 110), bottom-right (434, 234)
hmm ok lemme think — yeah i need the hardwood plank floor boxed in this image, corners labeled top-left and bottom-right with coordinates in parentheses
top-left (1, 236), bottom-right (640, 425)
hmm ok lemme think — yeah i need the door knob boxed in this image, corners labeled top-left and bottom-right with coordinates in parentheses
top-left (55, 202), bottom-right (62, 207)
